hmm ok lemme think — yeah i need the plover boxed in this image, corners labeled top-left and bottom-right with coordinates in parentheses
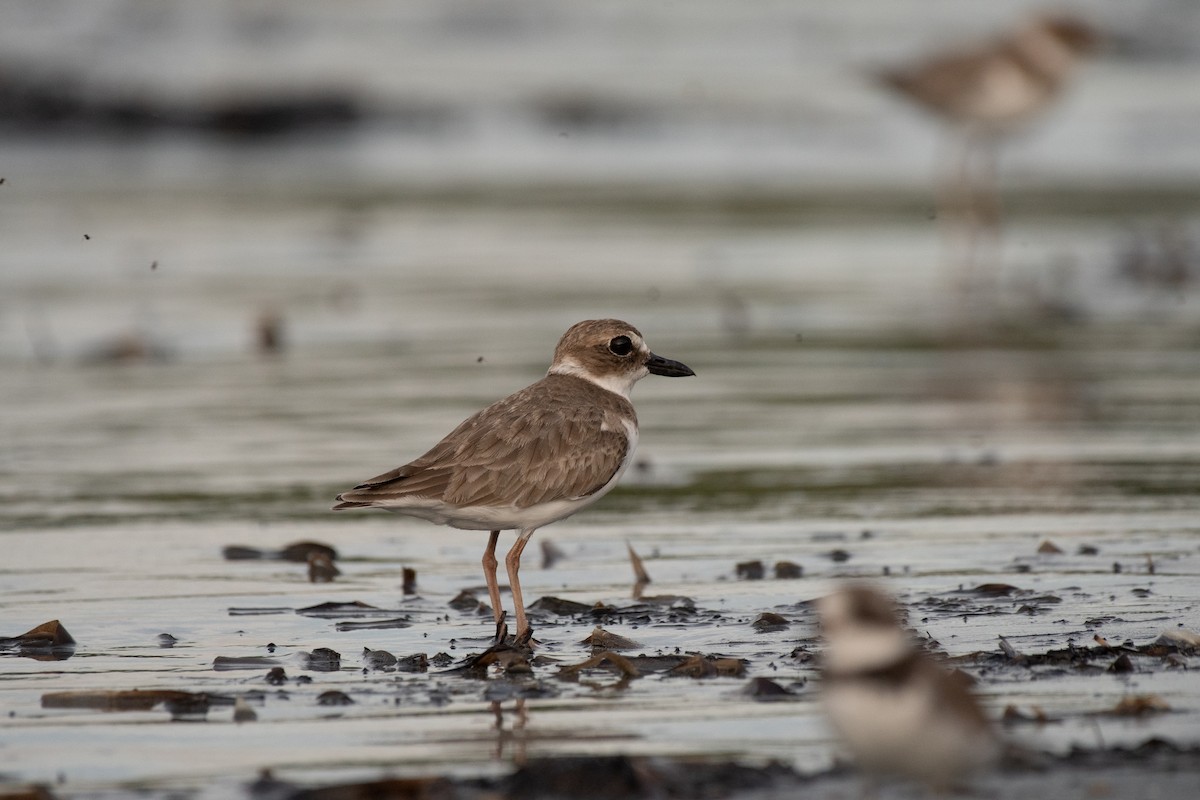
top-left (878, 15), bottom-right (1098, 291)
top-left (879, 15), bottom-right (1098, 133)
top-left (818, 585), bottom-right (999, 790)
top-left (334, 319), bottom-right (694, 643)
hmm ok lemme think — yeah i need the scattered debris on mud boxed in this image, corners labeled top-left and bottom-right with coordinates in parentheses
top-left (223, 540), bottom-right (338, 563)
top-left (0, 620), bottom-right (76, 660)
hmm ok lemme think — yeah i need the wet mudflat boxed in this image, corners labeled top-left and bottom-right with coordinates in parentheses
top-left (4, 311), bottom-right (1200, 799)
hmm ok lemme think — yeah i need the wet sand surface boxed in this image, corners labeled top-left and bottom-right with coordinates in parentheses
top-left (4, 315), bottom-right (1200, 798)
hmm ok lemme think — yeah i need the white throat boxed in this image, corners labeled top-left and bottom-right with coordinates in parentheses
top-left (825, 627), bottom-right (911, 675)
top-left (549, 356), bottom-right (645, 399)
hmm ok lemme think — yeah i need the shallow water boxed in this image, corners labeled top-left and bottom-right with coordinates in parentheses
top-left (3, 1), bottom-right (1200, 797)
top-left (5, 319), bottom-right (1200, 796)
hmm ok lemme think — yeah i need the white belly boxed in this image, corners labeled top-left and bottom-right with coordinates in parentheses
top-left (386, 420), bottom-right (637, 532)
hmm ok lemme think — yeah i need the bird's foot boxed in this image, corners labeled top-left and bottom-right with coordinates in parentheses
top-left (459, 621), bottom-right (535, 673)
top-left (514, 627), bottom-right (539, 651)
top-left (492, 613), bottom-right (509, 647)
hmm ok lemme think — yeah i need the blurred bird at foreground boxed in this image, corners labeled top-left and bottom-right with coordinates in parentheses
top-left (878, 15), bottom-right (1099, 298)
top-left (818, 585), bottom-right (1001, 791)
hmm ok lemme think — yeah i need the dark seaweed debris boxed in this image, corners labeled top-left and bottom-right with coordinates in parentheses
top-left (741, 676), bottom-right (798, 700)
top-left (579, 627), bottom-right (641, 651)
top-left (297, 601), bottom-right (399, 618)
top-left (951, 631), bottom-right (1198, 675)
top-left (223, 541), bottom-right (338, 562)
top-left (774, 560), bottom-right (804, 579)
top-left (751, 612), bottom-right (790, 632)
top-left (499, 755), bottom-right (796, 800)
top-left (735, 560), bottom-right (765, 580)
top-left (41, 689), bottom-right (237, 717)
top-left (0, 620), bottom-right (76, 661)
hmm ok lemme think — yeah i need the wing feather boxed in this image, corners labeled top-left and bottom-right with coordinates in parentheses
top-left (333, 375), bottom-right (633, 511)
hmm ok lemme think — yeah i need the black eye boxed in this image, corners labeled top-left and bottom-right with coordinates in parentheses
top-left (608, 335), bottom-right (633, 356)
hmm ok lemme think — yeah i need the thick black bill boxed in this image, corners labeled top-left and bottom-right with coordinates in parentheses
top-left (646, 352), bottom-right (695, 377)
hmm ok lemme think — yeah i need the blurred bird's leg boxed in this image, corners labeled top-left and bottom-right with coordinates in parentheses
top-left (969, 136), bottom-right (1004, 304)
top-left (937, 131), bottom-right (978, 306)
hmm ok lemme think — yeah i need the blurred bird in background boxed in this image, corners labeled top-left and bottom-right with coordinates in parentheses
top-left (879, 15), bottom-right (1099, 298)
top-left (819, 584), bottom-right (1000, 791)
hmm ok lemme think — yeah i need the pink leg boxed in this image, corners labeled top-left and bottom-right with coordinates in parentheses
top-left (482, 530), bottom-right (504, 625)
top-left (504, 529), bottom-right (536, 640)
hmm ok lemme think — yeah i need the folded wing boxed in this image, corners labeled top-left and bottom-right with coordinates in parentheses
top-left (333, 378), bottom-right (632, 511)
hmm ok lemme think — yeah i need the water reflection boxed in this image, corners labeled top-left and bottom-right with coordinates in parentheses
top-left (490, 698), bottom-right (529, 765)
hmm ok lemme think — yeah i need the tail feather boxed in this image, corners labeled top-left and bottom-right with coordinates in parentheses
top-left (333, 463), bottom-right (450, 510)
top-left (332, 497), bottom-right (374, 511)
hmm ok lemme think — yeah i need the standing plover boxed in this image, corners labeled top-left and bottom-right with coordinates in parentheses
top-left (334, 319), bottom-right (694, 643)
top-left (818, 585), bottom-right (999, 789)
top-left (878, 15), bottom-right (1098, 291)
top-left (880, 15), bottom-right (1098, 133)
